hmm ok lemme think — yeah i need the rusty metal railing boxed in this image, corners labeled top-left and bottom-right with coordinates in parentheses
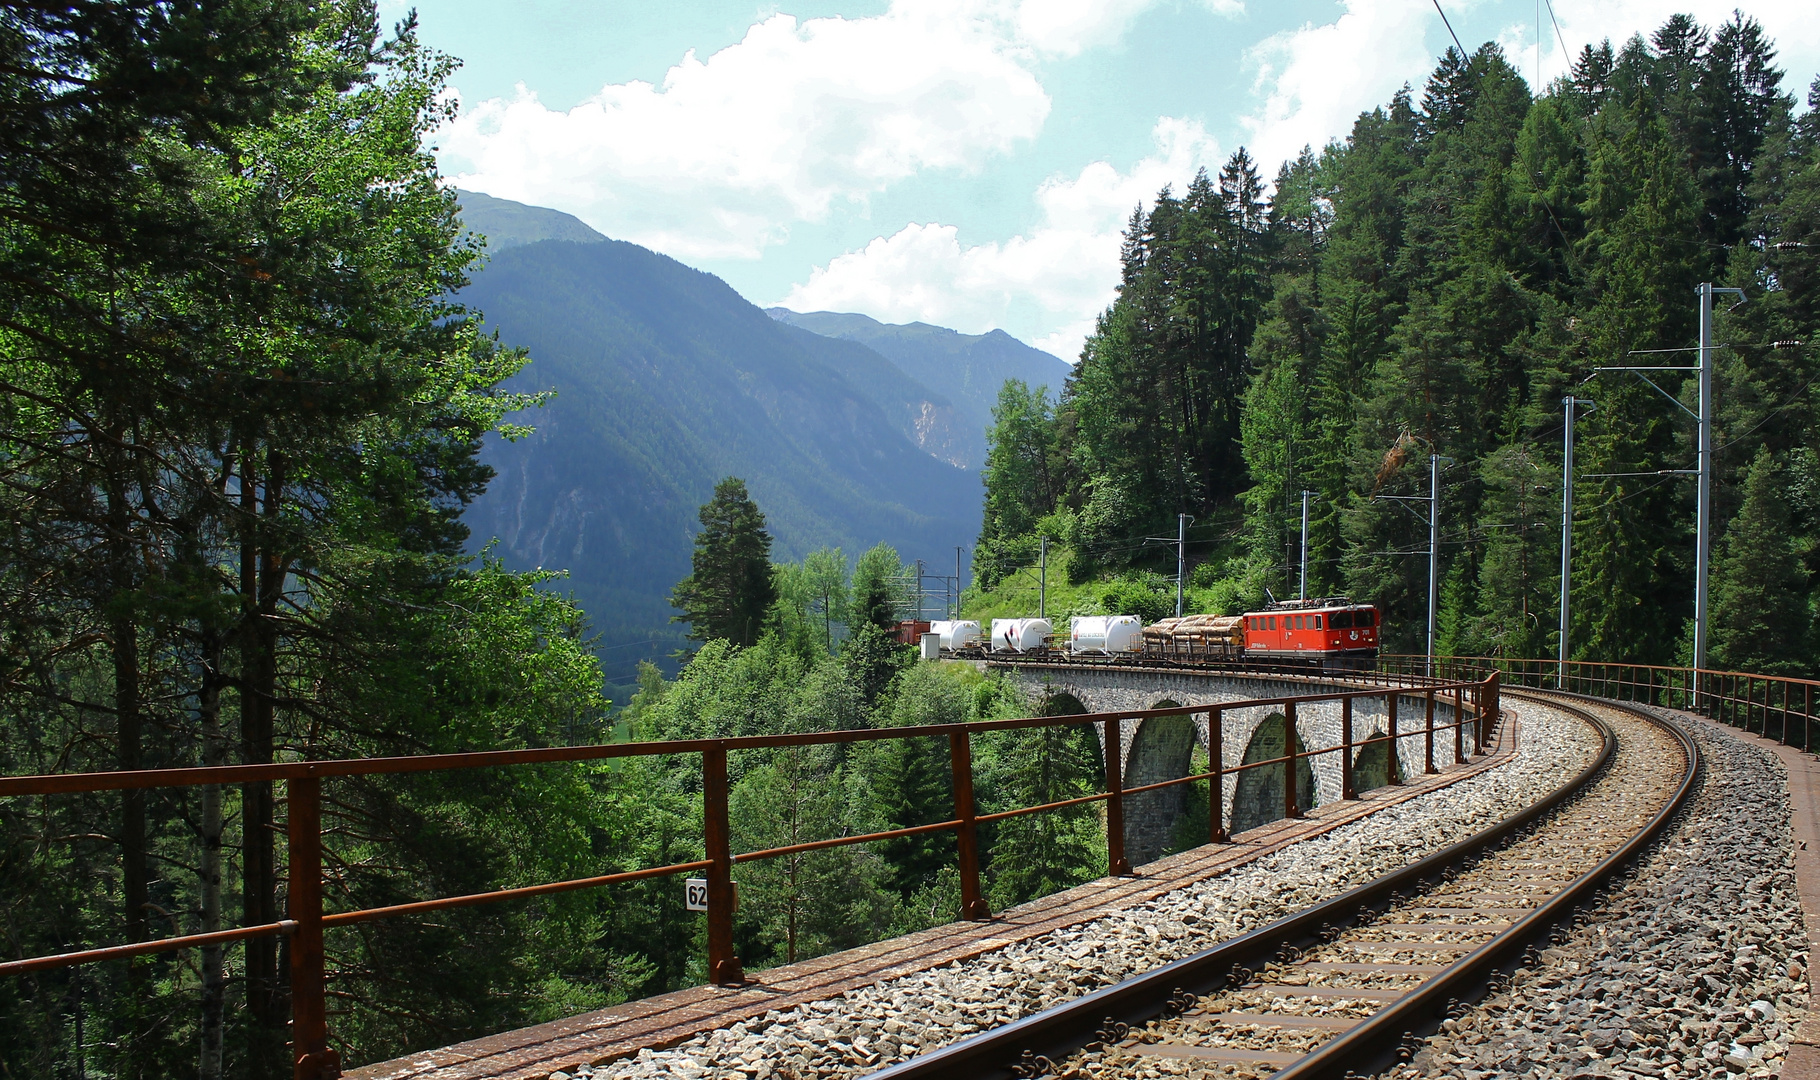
top-left (1382, 654), bottom-right (1820, 750)
top-left (0, 667), bottom-right (1497, 1080)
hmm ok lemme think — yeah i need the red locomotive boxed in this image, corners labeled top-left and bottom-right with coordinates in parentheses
top-left (1241, 598), bottom-right (1380, 662)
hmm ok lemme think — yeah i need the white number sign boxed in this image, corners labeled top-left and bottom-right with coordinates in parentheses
top-left (685, 878), bottom-right (710, 912)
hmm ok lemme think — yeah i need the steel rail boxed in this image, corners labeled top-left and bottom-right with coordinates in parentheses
top-left (1271, 690), bottom-right (1700, 1079)
top-left (868, 691), bottom-right (1694, 1080)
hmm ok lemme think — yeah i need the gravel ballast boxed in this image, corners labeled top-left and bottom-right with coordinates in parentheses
top-left (568, 701), bottom-right (1602, 1080)
top-left (1384, 703), bottom-right (1810, 1080)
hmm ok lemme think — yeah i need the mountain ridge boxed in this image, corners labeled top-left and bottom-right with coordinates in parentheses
top-left (766, 307), bottom-right (1071, 469)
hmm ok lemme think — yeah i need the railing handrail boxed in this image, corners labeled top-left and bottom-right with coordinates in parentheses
top-left (0, 664), bottom-right (1499, 1080)
top-left (1382, 653), bottom-right (1820, 689)
top-left (0, 673), bottom-right (1491, 799)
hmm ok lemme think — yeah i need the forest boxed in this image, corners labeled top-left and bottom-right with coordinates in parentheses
top-left (0, 4), bottom-right (1103, 1075)
top-left (5, 4), bottom-right (1818, 1078)
top-left (974, 13), bottom-right (1820, 678)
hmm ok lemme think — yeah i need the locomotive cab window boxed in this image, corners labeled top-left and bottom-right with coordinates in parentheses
top-left (1313, 615), bottom-right (1322, 629)
top-left (1332, 611), bottom-right (1352, 628)
top-left (1355, 610), bottom-right (1375, 627)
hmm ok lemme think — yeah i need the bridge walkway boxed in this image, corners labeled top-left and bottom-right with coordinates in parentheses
top-left (348, 714), bottom-right (1518, 1080)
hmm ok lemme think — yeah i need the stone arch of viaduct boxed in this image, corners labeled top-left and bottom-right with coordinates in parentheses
top-left (990, 663), bottom-right (1464, 866)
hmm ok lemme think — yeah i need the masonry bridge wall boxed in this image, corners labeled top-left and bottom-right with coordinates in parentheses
top-left (987, 663), bottom-right (1465, 867)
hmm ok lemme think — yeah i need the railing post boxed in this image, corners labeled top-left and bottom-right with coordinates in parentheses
top-left (288, 774), bottom-right (337, 1080)
top-left (1284, 701), bottom-right (1302, 819)
top-left (1341, 696), bottom-right (1356, 800)
top-left (1452, 685), bottom-right (1466, 765)
top-left (1387, 692), bottom-right (1401, 785)
top-left (949, 732), bottom-right (990, 920)
top-left (1782, 679), bottom-right (1791, 746)
top-left (1424, 690), bottom-right (1437, 775)
top-left (1486, 671), bottom-right (1499, 754)
top-left (1104, 717), bottom-right (1133, 876)
top-left (1209, 708), bottom-right (1228, 842)
top-left (703, 746), bottom-right (743, 986)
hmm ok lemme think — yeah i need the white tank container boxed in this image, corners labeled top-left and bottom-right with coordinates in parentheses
top-left (931, 620), bottom-right (982, 650)
top-left (1070, 615), bottom-right (1144, 654)
top-left (991, 617), bottom-right (1053, 652)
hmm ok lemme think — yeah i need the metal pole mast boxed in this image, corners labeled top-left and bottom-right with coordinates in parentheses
top-left (955, 546), bottom-right (962, 620)
top-left (1428, 454), bottom-right (1441, 677)
top-left (1038, 536), bottom-right (1047, 622)
top-left (1695, 283), bottom-right (1714, 686)
top-left (1176, 513), bottom-right (1191, 617)
top-left (1299, 490), bottom-right (1312, 601)
top-left (1559, 396), bottom-right (1593, 688)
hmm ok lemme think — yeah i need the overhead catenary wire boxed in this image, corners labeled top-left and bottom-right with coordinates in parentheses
top-left (1541, 0), bottom-right (1572, 73)
top-left (1431, 0), bottom-right (1467, 57)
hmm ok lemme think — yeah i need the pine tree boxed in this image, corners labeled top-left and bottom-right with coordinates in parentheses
top-left (982, 722), bottom-right (1103, 908)
top-left (670, 478), bottom-right (777, 647)
top-left (1710, 449), bottom-right (1810, 674)
top-left (850, 542), bottom-right (906, 630)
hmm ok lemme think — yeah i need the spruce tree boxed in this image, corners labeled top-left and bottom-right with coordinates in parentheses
top-left (1710, 449), bottom-right (1811, 674)
top-left (670, 478), bottom-right (777, 647)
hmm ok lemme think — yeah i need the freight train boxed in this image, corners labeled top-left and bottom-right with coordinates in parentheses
top-left (918, 597), bottom-right (1380, 669)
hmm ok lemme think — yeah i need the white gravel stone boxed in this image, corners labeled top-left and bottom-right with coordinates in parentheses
top-left (574, 703), bottom-right (1600, 1079)
top-left (1388, 703), bottom-right (1810, 1080)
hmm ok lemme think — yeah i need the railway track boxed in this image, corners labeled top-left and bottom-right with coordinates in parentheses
top-left (868, 690), bottom-right (1700, 1080)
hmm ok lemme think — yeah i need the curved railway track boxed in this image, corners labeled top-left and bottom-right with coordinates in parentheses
top-left (867, 690), bottom-right (1700, 1080)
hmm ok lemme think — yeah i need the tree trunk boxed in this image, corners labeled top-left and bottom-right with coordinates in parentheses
top-left (101, 441), bottom-right (148, 1080)
top-left (199, 634), bottom-right (226, 1080)
top-left (240, 447), bottom-right (289, 1076)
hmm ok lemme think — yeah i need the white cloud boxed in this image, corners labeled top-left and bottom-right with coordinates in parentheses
top-left (1007, 0), bottom-right (1243, 58)
top-left (778, 117), bottom-right (1224, 364)
top-left (1239, 0), bottom-right (1437, 176)
top-left (1239, 0), bottom-right (1820, 181)
top-left (439, 8), bottom-right (1051, 259)
top-left (437, 0), bottom-right (1256, 261)
top-left (437, 0), bottom-right (1261, 259)
top-left (1545, 0), bottom-right (1820, 89)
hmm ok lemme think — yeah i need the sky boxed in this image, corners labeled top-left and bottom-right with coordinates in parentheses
top-left (406, 0), bottom-right (1820, 364)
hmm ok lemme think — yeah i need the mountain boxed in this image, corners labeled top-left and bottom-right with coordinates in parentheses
top-left (766, 309), bottom-right (1072, 469)
top-left (453, 194), bottom-right (982, 691)
top-left (458, 189), bottom-right (609, 251)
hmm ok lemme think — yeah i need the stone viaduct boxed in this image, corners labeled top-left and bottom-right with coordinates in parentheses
top-left (987, 662), bottom-right (1468, 866)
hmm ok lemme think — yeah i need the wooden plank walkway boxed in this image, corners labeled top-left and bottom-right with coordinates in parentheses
top-left (347, 715), bottom-right (1520, 1080)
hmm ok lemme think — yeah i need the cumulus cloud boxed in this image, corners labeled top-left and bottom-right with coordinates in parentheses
top-left (778, 118), bottom-right (1224, 364)
top-left (437, 0), bottom-right (1256, 259)
top-left (1239, 0), bottom-right (1437, 177)
top-left (439, 8), bottom-right (1051, 259)
top-left (1239, 0), bottom-right (1820, 181)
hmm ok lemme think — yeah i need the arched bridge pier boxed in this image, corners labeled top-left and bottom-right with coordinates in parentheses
top-left (993, 663), bottom-right (1464, 866)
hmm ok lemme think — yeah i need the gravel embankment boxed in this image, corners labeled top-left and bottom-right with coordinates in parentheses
top-left (1389, 704), bottom-right (1809, 1080)
top-left (566, 701), bottom-right (1600, 1080)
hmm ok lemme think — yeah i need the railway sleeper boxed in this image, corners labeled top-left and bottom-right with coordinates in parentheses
top-left (869, 691), bottom-right (1698, 1080)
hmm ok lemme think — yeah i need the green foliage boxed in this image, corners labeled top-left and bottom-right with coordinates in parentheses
top-left (974, 16), bottom-right (1820, 671)
top-left (1099, 576), bottom-right (1176, 623)
top-left (1711, 449), bottom-right (1812, 673)
top-left (0, 4), bottom-right (620, 1073)
top-left (976, 381), bottom-right (1063, 588)
top-left (671, 478), bottom-right (778, 648)
top-left (851, 542), bottom-right (908, 630)
top-left (458, 223), bottom-right (982, 686)
top-left (978, 720), bottom-right (1105, 909)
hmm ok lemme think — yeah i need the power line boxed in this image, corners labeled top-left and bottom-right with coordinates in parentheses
top-left (1541, 0), bottom-right (1572, 72)
top-left (1431, 0), bottom-right (1466, 56)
